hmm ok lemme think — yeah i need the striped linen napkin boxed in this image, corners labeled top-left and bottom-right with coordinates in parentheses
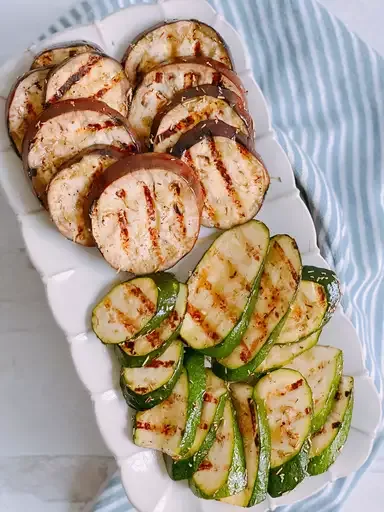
top-left (40, 0), bottom-right (384, 510)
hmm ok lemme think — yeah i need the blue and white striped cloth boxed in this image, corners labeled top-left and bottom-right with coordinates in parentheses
top-left (41, 1), bottom-right (384, 510)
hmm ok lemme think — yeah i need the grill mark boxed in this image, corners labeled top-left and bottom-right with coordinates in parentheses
top-left (144, 329), bottom-right (162, 348)
top-left (203, 392), bottom-right (219, 403)
top-left (142, 183), bottom-right (163, 266)
top-left (110, 308), bottom-right (137, 335)
top-left (208, 137), bottom-right (244, 218)
top-left (248, 398), bottom-right (258, 438)
top-left (83, 119), bottom-right (116, 131)
top-left (194, 40), bottom-right (202, 57)
top-left (183, 149), bottom-right (216, 221)
top-left (48, 53), bottom-right (102, 103)
top-left (135, 421), bottom-right (177, 436)
top-left (92, 71), bottom-right (125, 99)
top-left (198, 460), bottom-right (213, 471)
top-left (195, 268), bottom-right (239, 323)
top-left (214, 250), bottom-right (251, 292)
top-left (183, 71), bottom-right (200, 89)
top-left (146, 359), bottom-right (175, 368)
top-left (276, 379), bottom-right (304, 397)
top-left (274, 242), bottom-right (300, 283)
top-left (186, 303), bottom-right (220, 342)
top-left (126, 284), bottom-right (156, 316)
top-left (169, 181), bottom-right (187, 238)
top-left (239, 340), bottom-right (252, 363)
top-left (134, 386), bottom-right (149, 394)
top-left (212, 71), bottom-right (222, 86)
top-left (117, 210), bottom-right (130, 255)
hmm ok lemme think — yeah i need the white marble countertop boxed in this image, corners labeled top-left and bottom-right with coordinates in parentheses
top-left (0, 1), bottom-right (383, 511)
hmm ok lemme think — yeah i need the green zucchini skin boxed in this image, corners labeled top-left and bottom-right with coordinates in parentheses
top-left (253, 330), bottom-right (321, 378)
top-left (214, 399), bottom-right (247, 499)
top-left (120, 342), bottom-right (184, 411)
top-left (211, 312), bottom-right (289, 382)
top-left (250, 390), bottom-right (271, 506)
top-left (308, 377), bottom-right (354, 475)
top-left (179, 350), bottom-right (206, 457)
top-left (115, 283), bottom-right (187, 368)
top-left (168, 392), bottom-right (228, 481)
top-left (196, 240), bottom-right (269, 359)
top-left (132, 272), bottom-right (179, 338)
top-left (301, 266), bottom-right (341, 328)
top-left (268, 438), bottom-right (311, 497)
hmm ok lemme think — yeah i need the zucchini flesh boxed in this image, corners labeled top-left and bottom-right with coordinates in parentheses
top-left (277, 278), bottom-right (328, 344)
top-left (221, 383), bottom-right (270, 507)
top-left (116, 283), bottom-right (187, 367)
top-left (190, 399), bottom-right (235, 499)
top-left (181, 220), bottom-right (270, 352)
top-left (286, 346), bottom-right (343, 432)
top-left (254, 331), bottom-right (321, 376)
top-left (179, 350), bottom-right (206, 457)
top-left (120, 339), bottom-right (184, 410)
top-left (254, 368), bottom-right (312, 497)
top-left (308, 376), bottom-right (354, 475)
top-left (214, 235), bottom-right (302, 381)
top-left (133, 369), bottom-right (188, 457)
top-left (92, 277), bottom-right (158, 344)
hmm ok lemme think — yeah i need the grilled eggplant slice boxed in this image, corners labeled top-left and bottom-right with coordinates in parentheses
top-left (254, 330), bottom-right (321, 376)
top-left (116, 283), bottom-right (187, 368)
top-left (23, 98), bottom-right (140, 206)
top-left (151, 85), bottom-right (253, 152)
top-left (214, 235), bottom-right (302, 381)
top-left (128, 57), bottom-right (246, 145)
top-left (31, 40), bottom-right (103, 69)
top-left (172, 120), bottom-right (269, 229)
top-left (278, 266), bottom-right (341, 344)
top-left (190, 398), bottom-right (246, 500)
top-left (255, 368), bottom-right (313, 497)
top-left (168, 370), bottom-right (228, 481)
top-left (286, 346), bottom-right (343, 432)
top-left (89, 153), bottom-right (202, 274)
top-left (133, 368), bottom-right (188, 457)
top-left (92, 273), bottom-right (179, 345)
top-left (120, 339), bottom-right (184, 410)
top-left (47, 146), bottom-right (124, 246)
top-left (221, 383), bottom-right (270, 507)
top-left (6, 67), bottom-right (50, 155)
top-left (308, 376), bottom-right (354, 475)
top-left (180, 220), bottom-right (270, 354)
top-left (45, 51), bottom-right (131, 116)
top-left (123, 20), bottom-right (233, 86)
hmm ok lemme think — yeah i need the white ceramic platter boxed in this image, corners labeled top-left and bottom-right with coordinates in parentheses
top-left (0, 0), bottom-right (381, 511)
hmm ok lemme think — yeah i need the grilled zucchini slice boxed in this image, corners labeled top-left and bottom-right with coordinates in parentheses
top-left (308, 376), bottom-right (354, 475)
top-left (168, 370), bottom-right (228, 481)
top-left (116, 283), bottom-right (187, 368)
top-left (278, 266), bottom-right (341, 344)
top-left (181, 220), bottom-right (270, 357)
top-left (254, 331), bottom-right (321, 377)
top-left (221, 383), bottom-right (270, 507)
top-left (286, 346), bottom-right (343, 432)
top-left (213, 234), bottom-right (302, 381)
top-left (120, 339), bottom-right (184, 410)
top-left (133, 368), bottom-right (188, 457)
top-left (254, 368), bottom-right (313, 497)
top-left (190, 398), bottom-right (246, 499)
top-left (92, 273), bottom-right (179, 345)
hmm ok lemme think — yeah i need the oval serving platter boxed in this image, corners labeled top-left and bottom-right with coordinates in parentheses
top-left (0, 0), bottom-right (380, 511)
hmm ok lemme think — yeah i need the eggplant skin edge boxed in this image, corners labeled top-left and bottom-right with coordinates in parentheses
top-left (122, 19), bottom-right (234, 84)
